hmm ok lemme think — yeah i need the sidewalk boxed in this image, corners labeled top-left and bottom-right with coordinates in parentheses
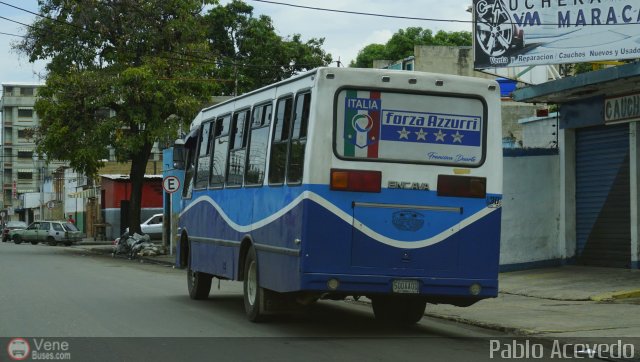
top-left (424, 266), bottom-right (640, 339)
top-left (73, 238), bottom-right (175, 266)
top-left (71, 240), bottom-right (640, 341)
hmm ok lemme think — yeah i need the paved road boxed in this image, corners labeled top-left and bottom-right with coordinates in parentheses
top-left (0, 242), bottom-right (598, 361)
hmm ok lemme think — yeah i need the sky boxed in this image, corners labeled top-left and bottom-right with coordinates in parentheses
top-left (0, 0), bottom-right (473, 85)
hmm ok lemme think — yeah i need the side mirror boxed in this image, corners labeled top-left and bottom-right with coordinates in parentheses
top-left (173, 139), bottom-right (185, 170)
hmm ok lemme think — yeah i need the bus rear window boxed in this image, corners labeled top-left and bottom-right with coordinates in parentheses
top-left (335, 89), bottom-right (486, 166)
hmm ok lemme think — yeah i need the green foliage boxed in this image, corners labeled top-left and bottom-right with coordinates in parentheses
top-left (350, 27), bottom-right (472, 68)
top-left (204, 0), bottom-right (332, 95)
top-left (17, 0), bottom-right (220, 179)
top-left (15, 0), bottom-right (331, 231)
top-left (17, 0), bottom-right (331, 176)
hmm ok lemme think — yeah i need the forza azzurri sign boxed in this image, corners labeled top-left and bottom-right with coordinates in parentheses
top-left (473, 0), bottom-right (640, 69)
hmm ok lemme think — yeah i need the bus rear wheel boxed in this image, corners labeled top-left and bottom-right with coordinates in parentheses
top-left (243, 247), bottom-right (271, 322)
top-left (371, 296), bottom-right (426, 325)
top-left (187, 251), bottom-right (212, 300)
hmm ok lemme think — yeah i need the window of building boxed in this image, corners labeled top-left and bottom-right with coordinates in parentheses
top-left (18, 108), bottom-right (33, 118)
top-left (21, 87), bottom-right (34, 96)
top-left (17, 150), bottom-right (33, 159)
top-left (18, 171), bottom-right (33, 180)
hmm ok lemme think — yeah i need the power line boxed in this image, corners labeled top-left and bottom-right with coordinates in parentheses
top-left (0, 15), bottom-right (36, 29)
top-left (0, 31), bottom-right (25, 38)
top-left (249, 0), bottom-right (471, 23)
top-left (249, 0), bottom-right (640, 27)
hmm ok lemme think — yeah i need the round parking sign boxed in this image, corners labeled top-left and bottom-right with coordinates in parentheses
top-left (163, 176), bottom-right (180, 193)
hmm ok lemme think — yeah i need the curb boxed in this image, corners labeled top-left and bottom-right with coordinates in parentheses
top-left (422, 312), bottom-right (533, 336)
top-left (69, 245), bottom-right (175, 267)
top-left (590, 289), bottom-right (640, 302)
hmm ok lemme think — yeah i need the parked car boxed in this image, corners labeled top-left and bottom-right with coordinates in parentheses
top-left (125, 214), bottom-right (163, 240)
top-left (12, 220), bottom-right (82, 246)
top-left (2, 221), bottom-right (27, 242)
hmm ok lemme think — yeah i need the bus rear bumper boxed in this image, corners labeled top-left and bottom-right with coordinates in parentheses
top-left (300, 273), bottom-right (498, 305)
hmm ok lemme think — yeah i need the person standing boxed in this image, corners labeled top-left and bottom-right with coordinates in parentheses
top-left (67, 214), bottom-right (75, 224)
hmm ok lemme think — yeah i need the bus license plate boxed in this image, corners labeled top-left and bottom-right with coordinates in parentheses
top-left (392, 279), bottom-right (420, 294)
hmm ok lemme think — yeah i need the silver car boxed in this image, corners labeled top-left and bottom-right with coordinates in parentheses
top-left (12, 221), bottom-right (82, 246)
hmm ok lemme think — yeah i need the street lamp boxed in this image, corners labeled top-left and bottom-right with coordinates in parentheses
top-left (32, 152), bottom-right (46, 220)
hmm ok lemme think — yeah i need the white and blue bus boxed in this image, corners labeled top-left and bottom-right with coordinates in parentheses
top-left (173, 67), bottom-right (502, 323)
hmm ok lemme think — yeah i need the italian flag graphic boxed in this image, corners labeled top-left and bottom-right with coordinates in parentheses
top-left (344, 90), bottom-right (381, 158)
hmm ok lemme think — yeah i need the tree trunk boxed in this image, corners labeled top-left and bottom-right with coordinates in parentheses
top-left (128, 142), bottom-right (153, 234)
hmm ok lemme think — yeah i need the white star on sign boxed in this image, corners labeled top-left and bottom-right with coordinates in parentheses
top-left (397, 127), bottom-right (410, 140)
top-left (415, 128), bottom-right (427, 141)
top-left (451, 131), bottom-right (464, 143)
top-left (434, 129), bottom-right (447, 142)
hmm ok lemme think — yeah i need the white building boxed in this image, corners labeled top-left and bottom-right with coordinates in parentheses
top-left (0, 83), bottom-right (66, 223)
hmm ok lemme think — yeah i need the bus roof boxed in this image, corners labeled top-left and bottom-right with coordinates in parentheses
top-left (188, 67), bottom-right (499, 132)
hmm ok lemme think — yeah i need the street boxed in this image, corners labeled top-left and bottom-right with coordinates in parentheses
top-left (0, 242), bottom-right (605, 362)
top-left (0, 243), bottom-right (612, 361)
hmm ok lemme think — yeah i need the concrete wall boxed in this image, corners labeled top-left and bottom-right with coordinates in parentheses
top-left (500, 152), bottom-right (562, 268)
top-left (413, 46), bottom-right (494, 79)
top-left (501, 101), bottom-right (539, 147)
top-left (519, 113), bottom-right (558, 148)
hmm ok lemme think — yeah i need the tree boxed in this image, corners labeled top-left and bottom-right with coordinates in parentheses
top-left (204, 0), bottom-right (332, 95)
top-left (350, 27), bottom-right (472, 68)
top-left (16, 0), bottom-right (332, 235)
top-left (17, 0), bottom-right (220, 234)
top-left (350, 44), bottom-right (388, 68)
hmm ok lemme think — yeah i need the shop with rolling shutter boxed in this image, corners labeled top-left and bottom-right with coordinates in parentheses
top-left (513, 62), bottom-right (640, 270)
top-left (575, 124), bottom-right (630, 267)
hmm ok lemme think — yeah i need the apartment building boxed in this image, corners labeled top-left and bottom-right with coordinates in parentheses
top-left (0, 83), bottom-right (65, 222)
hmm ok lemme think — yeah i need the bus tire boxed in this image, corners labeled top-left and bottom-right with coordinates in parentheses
top-left (371, 296), bottom-right (426, 325)
top-left (187, 251), bottom-right (212, 300)
top-left (243, 247), bottom-right (269, 322)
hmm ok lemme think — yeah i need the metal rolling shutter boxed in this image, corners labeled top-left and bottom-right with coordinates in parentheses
top-left (575, 124), bottom-right (630, 268)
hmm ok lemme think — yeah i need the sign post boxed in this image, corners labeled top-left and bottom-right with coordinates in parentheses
top-left (162, 176), bottom-right (180, 256)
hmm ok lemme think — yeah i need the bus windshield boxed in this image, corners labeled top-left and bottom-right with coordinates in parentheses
top-left (335, 89), bottom-right (486, 167)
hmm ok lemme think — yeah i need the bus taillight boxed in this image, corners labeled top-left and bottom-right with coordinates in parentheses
top-left (437, 175), bottom-right (486, 198)
top-left (330, 169), bottom-right (381, 193)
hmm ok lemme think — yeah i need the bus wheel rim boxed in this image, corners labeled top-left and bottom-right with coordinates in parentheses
top-left (247, 260), bottom-right (257, 306)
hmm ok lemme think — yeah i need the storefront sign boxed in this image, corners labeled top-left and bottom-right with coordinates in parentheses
top-left (605, 93), bottom-right (640, 124)
top-left (474, 0), bottom-right (640, 69)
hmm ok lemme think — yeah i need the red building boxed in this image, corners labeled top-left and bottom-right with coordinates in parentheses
top-left (100, 174), bottom-right (163, 238)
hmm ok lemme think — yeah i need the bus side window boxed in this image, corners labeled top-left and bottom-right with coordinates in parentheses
top-left (287, 92), bottom-right (311, 185)
top-left (182, 131), bottom-right (200, 199)
top-left (227, 109), bottom-right (250, 187)
top-left (210, 114), bottom-right (231, 188)
top-left (245, 102), bottom-right (272, 186)
top-left (268, 96), bottom-right (293, 185)
top-left (194, 121), bottom-right (213, 189)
